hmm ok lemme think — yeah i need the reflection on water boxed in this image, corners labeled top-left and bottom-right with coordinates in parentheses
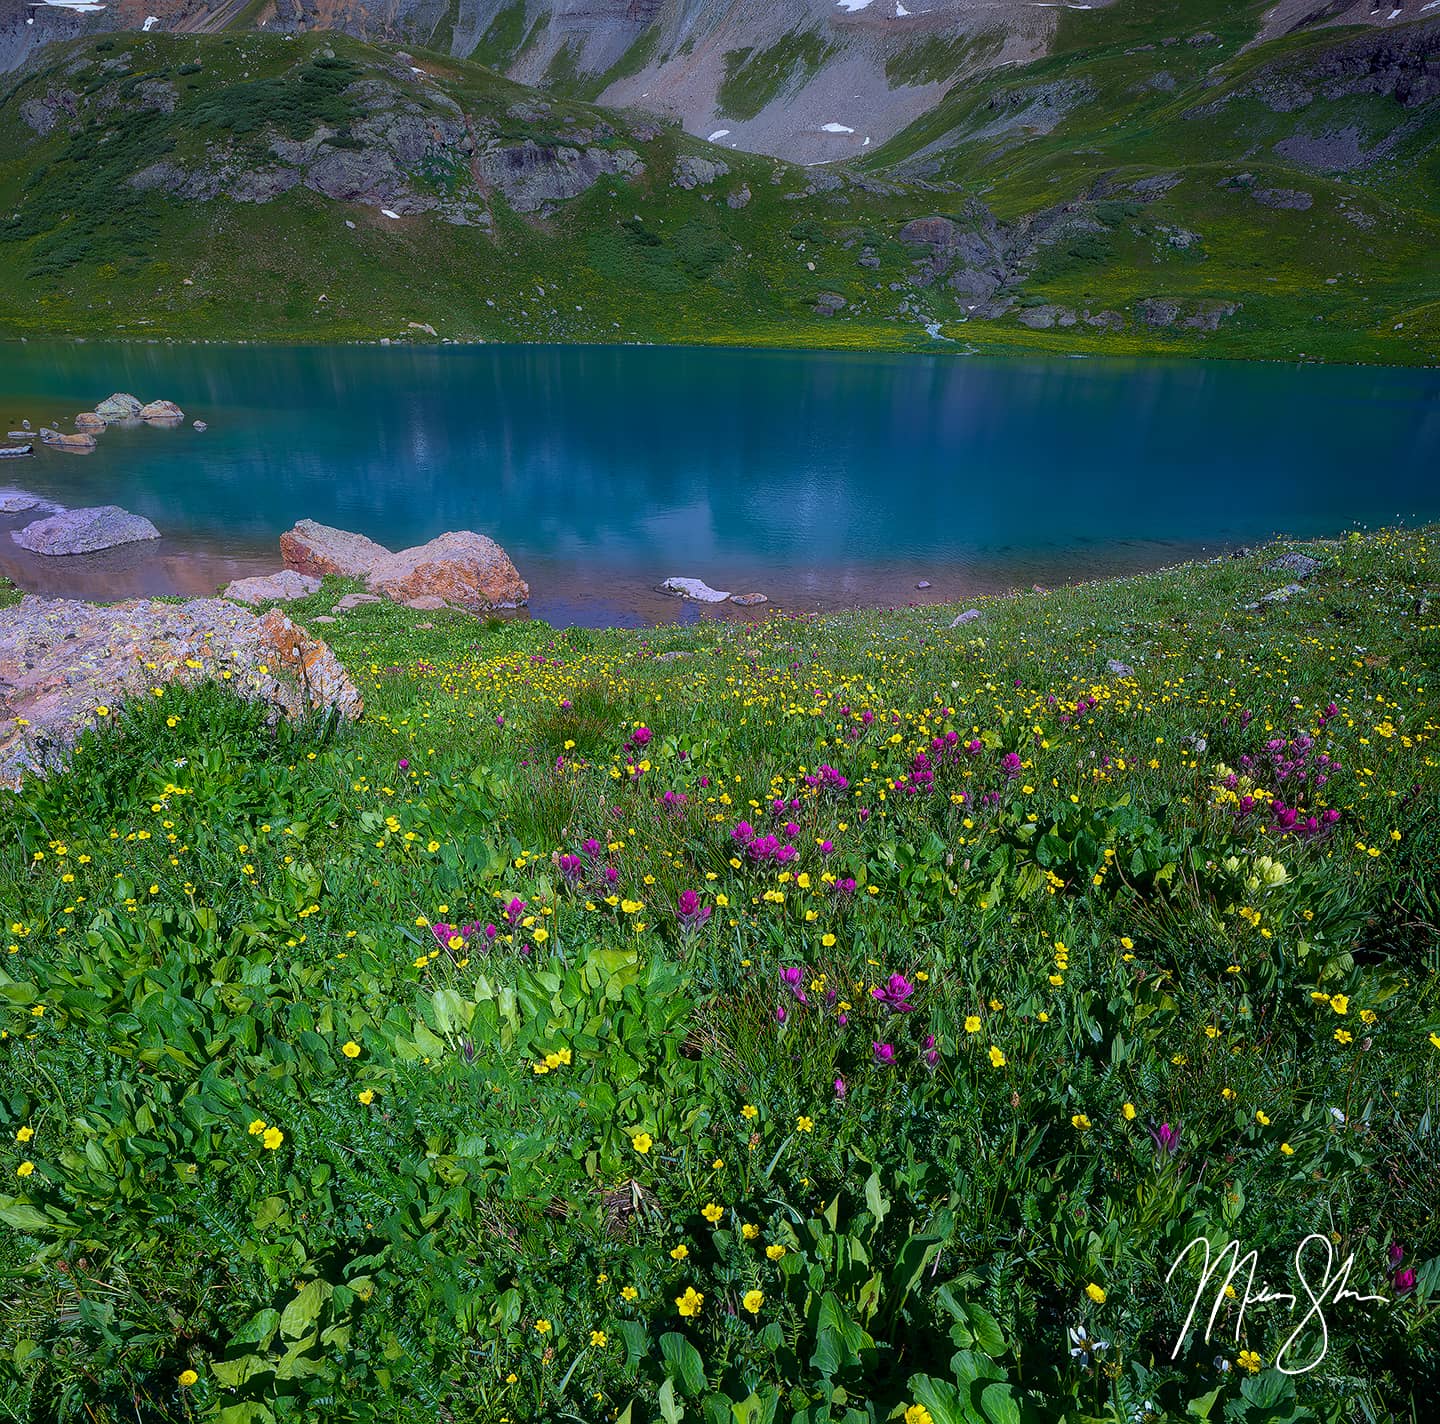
top-left (2, 344), bottom-right (1438, 626)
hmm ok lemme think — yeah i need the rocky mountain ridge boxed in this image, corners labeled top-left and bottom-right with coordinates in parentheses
top-left (2, 7), bottom-right (1437, 361)
top-left (4, 0), bottom-right (1418, 161)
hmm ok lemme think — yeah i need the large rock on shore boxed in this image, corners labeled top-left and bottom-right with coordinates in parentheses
top-left (12, 506), bottom-right (160, 556)
top-left (0, 596), bottom-right (361, 787)
top-left (223, 570), bottom-right (321, 605)
top-left (280, 519), bottom-right (392, 579)
top-left (95, 393), bottom-right (143, 420)
top-left (365, 530), bottom-right (529, 611)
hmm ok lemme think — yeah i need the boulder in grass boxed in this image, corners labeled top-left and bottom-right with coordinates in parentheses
top-left (140, 399), bottom-right (184, 424)
top-left (12, 506), bottom-right (160, 555)
top-left (950, 609), bottom-right (982, 627)
top-left (280, 519), bottom-right (392, 579)
top-left (74, 412), bottom-right (107, 432)
top-left (223, 570), bottom-right (322, 605)
top-left (95, 393), bottom-right (143, 420)
top-left (366, 530), bottom-right (529, 611)
top-left (0, 596), bottom-right (361, 788)
top-left (1264, 552), bottom-right (1321, 579)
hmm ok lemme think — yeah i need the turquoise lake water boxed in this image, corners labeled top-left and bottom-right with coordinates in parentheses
top-left (2, 343), bottom-right (1438, 626)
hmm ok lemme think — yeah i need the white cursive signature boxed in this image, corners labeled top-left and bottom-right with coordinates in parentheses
top-left (1165, 1233), bottom-right (1389, 1374)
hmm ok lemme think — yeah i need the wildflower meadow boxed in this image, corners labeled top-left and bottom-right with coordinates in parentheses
top-left (1, 528), bottom-right (1437, 1423)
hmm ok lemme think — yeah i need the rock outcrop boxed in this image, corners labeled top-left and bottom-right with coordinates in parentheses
top-left (672, 156), bottom-right (729, 190)
top-left (11, 506), bottom-right (161, 555)
top-left (365, 530), bottom-right (529, 610)
top-left (280, 519), bottom-right (392, 579)
top-left (74, 412), bottom-right (106, 432)
top-left (475, 140), bottom-right (644, 214)
top-left (0, 596), bottom-right (361, 787)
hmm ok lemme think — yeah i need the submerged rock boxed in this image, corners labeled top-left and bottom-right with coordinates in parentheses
top-left (729, 593), bottom-right (769, 607)
top-left (366, 530), bottom-right (529, 611)
top-left (11, 506), bottom-right (160, 555)
top-left (223, 570), bottom-right (322, 605)
top-left (280, 519), bottom-right (392, 579)
top-left (0, 596), bottom-right (361, 787)
top-left (0, 489), bottom-right (44, 513)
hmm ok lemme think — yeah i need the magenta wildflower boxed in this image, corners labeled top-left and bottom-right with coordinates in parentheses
top-left (780, 966), bottom-right (807, 1004)
top-left (676, 890), bottom-right (711, 930)
top-left (872, 1042), bottom-right (896, 1066)
top-left (871, 973), bottom-right (916, 1014)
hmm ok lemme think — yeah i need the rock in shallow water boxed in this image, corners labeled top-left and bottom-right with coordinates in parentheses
top-left (11, 505), bottom-right (160, 556)
top-left (95, 392), bottom-right (143, 420)
top-left (0, 597), bottom-right (361, 787)
top-left (661, 577), bottom-right (731, 603)
top-left (38, 428), bottom-right (96, 452)
top-left (140, 399), bottom-right (184, 424)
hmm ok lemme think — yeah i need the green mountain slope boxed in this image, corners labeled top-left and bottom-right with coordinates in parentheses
top-left (1, 6), bottom-right (1438, 361)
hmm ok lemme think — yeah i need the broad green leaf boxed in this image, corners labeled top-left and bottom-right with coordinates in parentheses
top-left (660, 1330), bottom-right (705, 1396)
top-left (278, 1279), bottom-right (328, 1341)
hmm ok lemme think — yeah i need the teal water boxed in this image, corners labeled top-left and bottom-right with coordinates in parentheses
top-left (2, 343), bottom-right (1438, 625)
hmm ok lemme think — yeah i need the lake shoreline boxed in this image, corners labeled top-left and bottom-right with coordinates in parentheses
top-left (4, 333), bottom-right (1437, 373)
top-left (3, 343), bottom-right (1437, 628)
top-left (0, 501), bottom-right (1246, 629)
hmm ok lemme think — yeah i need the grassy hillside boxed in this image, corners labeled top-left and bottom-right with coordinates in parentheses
top-left (1, 528), bottom-right (1437, 1421)
top-left (0, 6), bottom-right (1438, 361)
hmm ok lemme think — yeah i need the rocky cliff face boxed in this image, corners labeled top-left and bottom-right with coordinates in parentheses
top-left (3, 0), bottom-right (1418, 161)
